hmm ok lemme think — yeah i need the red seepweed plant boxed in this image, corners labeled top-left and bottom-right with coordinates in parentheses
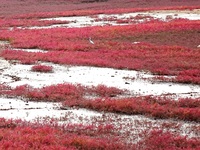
top-left (63, 96), bottom-right (200, 122)
top-left (0, 83), bottom-right (125, 102)
top-left (31, 64), bottom-right (53, 73)
top-left (1, 83), bottom-right (200, 122)
top-left (0, 118), bottom-right (133, 150)
top-left (0, 2), bottom-right (200, 149)
top-left (0, 18), bottom-right (69, 29)
top-left (0, 118), bottom-right (199, 150)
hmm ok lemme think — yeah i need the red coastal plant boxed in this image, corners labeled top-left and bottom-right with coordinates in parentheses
top-left (0, 83), bottom-right (125, 102)
top-left (0, 118), bottom-right (132, 150)
top-left (1, 83), bottom-right (200, 122)
top-left (137, 130), bottom-right (200, 150)
top-left (63, 96), bottom-right (200, 122)
top-left (0, 118), bottom-right (199, 150)
top-left (31, 65), bottom-right (53, 73)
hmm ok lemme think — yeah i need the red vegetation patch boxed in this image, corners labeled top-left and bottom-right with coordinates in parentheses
top-left (0, 1), bottom-right (200, 149)
top-left (1, 83), bottom-right (200, 122)
top-left (175, 69), bottom-right (200, 84)
top-left (85, 85), bottom-right (124, 97)
top-left (0, 118), bottom-right (131, 150)
top-left (1, 19), bottom-right (199, 84)
top-left (31, 65), bottom-right (53, 73)
top-left (141, 69), bottom-right (200, 85)
top-left (0, 19), bottom-right (199, 49)
top-left (137, 130), bottom-right (200, 150)
top-left (0, 18), bottom-right (69, 29)
top-left (0, 83), bottom-right (124, 102)
top-left (1, 44), bottom-right (200, 84)
top-left (0, 118), bottom-right (199, 150)
top-left (0, 0), bottom-right (199, 18)
top-left (63, 96), bottom-right (200, 122)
